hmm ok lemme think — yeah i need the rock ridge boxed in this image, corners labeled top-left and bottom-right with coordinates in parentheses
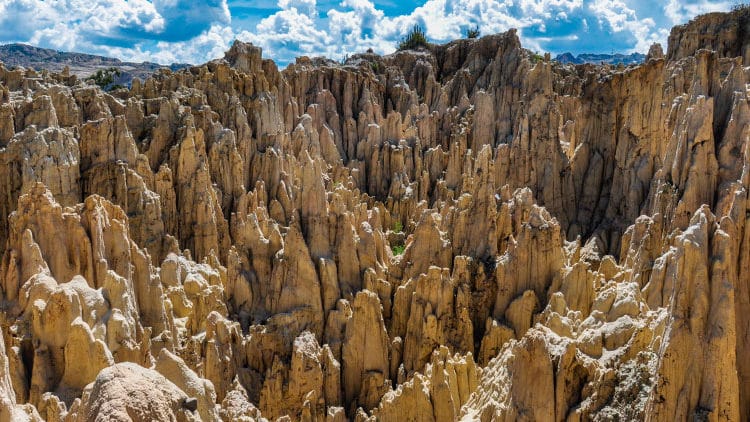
top-left (0, 8), bottom-right (749, 422)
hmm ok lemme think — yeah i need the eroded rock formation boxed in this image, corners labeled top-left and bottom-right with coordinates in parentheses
top-left (1, 7), bottom-right (750, 422)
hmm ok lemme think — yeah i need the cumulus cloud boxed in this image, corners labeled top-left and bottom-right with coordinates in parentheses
top-left (239, 0), bottom-right (529, 63)
top-left (149, 0), bottom-right (231, 41)
top-left (0, 0), bottom-right (230, 63)
top-left (663, 0), bottom-right (733, 25)
top-left (0, 0), bottom-right (734, 66)
top-left (277, 0), bottom-right (317, 16)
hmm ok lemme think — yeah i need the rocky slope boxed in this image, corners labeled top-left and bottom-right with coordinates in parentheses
top-left (0, 44), bottom-right (188, 87)
top-left (0, 7), bottom-right (749, 422)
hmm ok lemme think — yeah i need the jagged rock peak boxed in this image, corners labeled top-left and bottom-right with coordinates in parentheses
top-left (223, 40), bottom-right (264, 74)
top-left (667, 6), bottom-right (750, 62)
top-left (0, 7), bottom-right (749, 422)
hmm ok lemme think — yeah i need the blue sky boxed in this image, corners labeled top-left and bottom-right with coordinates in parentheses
top-left (0, 0), bottom-right (736, 66)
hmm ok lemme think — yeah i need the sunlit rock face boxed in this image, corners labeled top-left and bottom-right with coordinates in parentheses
top-left (1, 8), bottom-right (750, 422)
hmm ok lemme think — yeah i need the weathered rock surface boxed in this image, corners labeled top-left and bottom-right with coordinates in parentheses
top-left (0, 7), bottom-right (750, 421)
top-left (68, 363), bottom-right (199, 422)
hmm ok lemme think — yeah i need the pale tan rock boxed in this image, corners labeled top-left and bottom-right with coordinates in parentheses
top-left (0, 126), bottom-right (81, 238)
top-left (22, 95), bottom-right (58, 129)
top-left (70, 363), bottom-right (199, 422)
top-left (373, 347), bottom-right (478, 422)
top-left (644, 208), bottom-right (740, 421)
top-left (36, 393), bottom-right (66, 422)
top-left (647, 43), bottom-right (665, 61)
top-left (259, 331), bottom-right (330, 420)
top-left (493, 189), bottom-right (564, 320)
top-left (477, 318), bottom-right (515, 365)
top-left (0, 103), bottom-right (14, 145)
top-left (203, 312), bottom-right (243, 403)
top-left (0, 9), bottom-right (749, 421)
top-left (400, 212), bottom-right (452, 280)
top-left (1, 328), bottom-right (42, 422)
top-left (219, 379), bottom-right (265, 422)
top-left (395, 266), bottom-right (473, 373)
top-left (60, 318), bottom-right (114, 394)
top-left (504, 290), bottom-right (539, 338)
top-left (667, 9), bottom-right (750, 63)
top-left (461, 332), bottom-right (556, 421)
top-left (342, 290), bottom-right (390, 412)
top-left (155, 349), bottom-right (221, 422)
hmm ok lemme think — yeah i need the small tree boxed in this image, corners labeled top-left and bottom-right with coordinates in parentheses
top-left (398, 24), bottom-right (429, 51)
top-left (87, 67), bottom-right (123, 91)
top-left (466, 26), bottom-right (481, 39)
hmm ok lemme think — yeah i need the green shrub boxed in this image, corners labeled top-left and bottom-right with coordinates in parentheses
top-left (391, 244), bottom-right (406, 255)
top-left (398, 24), bottom-right (429, 51)
top-left (87, 67), bottom-right (123, 91)
top-left (466, 26), bottom-right (481, 39)
top-left (393, 220), bottom-right (403, 233)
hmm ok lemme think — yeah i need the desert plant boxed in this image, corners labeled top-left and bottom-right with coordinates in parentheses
top-left (398, 24), bottom-right (429, 51)
top-left (87, 67), bottom-right (123, 91)
top-left (391, 244), bottom-right (406, 256)
top-left (466, 26), bottom-right (481, 39)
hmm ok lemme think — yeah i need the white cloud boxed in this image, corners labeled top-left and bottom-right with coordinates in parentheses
top-left (237, 2), bottom-right (332, 61)
top-left (0, 0), bottom-right (735, 66)
top-left (238, 0), bottom-right (530, 63)
top-left (278, 0), bottom-right (318, 17)
top-left (519, 0), bottom-right (583, 18)
top-left (0, 0), bottom-right (230, 63)
top-left (234, 0), bottom-right (692, 65)
top-left (664, 0), bottom-right (733, 25)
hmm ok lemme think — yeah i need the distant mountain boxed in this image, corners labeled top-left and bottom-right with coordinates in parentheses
top-left (554, 52), bottom-right (646, 65)
top-left (0, 43), bottom-right (189, 86)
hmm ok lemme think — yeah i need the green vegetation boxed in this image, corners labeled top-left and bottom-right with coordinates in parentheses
top-left (391, 244), bottom-right (406, 256)
top-left (398, 24), bottom-right (429, 51)
top-left (370, 61), bottom-right (384, 73)
top-left (466, 26), bottom-right (481, 39)
top-left (87, 67), bottom-right (123, 91)
top-left (531, 51), bottom-right (544, 63)
top-left (390, 220), bottom-right (405, 256)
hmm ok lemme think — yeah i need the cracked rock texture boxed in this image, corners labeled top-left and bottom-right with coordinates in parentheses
top-left (1, 7), bottom-right (750, 422)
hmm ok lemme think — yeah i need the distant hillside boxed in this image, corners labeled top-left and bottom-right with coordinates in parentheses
top-left (554, 52), bottom-right (646, 65)
top-left (0, 43), bottom-right (189, 86)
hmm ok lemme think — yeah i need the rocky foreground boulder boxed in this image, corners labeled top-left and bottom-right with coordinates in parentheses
top-left (0, 7), bottom-right (749, 422)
